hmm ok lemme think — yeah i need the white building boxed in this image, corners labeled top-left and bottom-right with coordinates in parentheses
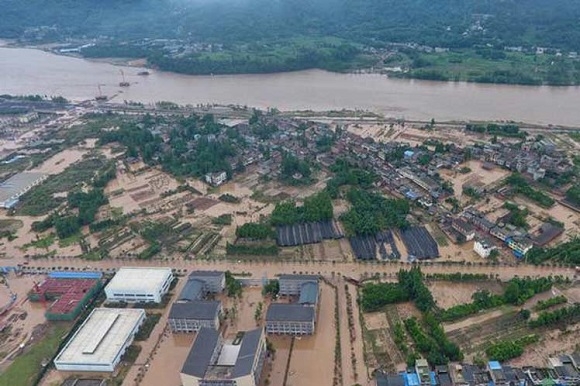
top-left (105, 267), bottom-right (173, 303)
top-left (204, 171), bottom-right (227, 186)
top-left (474, 239), bottom-right (496, 258)
top-left (54, 308), bottom-right (145, 372)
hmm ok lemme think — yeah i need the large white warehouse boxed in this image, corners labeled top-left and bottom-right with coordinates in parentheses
top-left (54, 308), bottom-right (145, 372)
top-left (105, 267), bottom-right (173, 303)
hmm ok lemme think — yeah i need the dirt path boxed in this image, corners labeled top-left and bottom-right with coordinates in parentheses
top-left (443, 308), bottom-right (507, 333)
top-left (346, 282), bottom-right (372, 385)
top-left (337, 277), bottom-right (356, 385)
top-left (286, 282), bottom-right (335, 386)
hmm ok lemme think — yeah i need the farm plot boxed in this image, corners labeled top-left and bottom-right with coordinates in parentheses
top-left (399, 226), bottom-right (439, 260)
top-left (276, 220), bottom-right (343, 247)
top-left (362, 305), bottom-right (408, 373)
top-left (445, 310), bottom-right (532, 357)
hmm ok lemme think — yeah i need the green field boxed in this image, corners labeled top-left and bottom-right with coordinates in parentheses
top-left (0, 324), bottom-right (70, 386)
top-left (388, 50), bottom-right (580, 86)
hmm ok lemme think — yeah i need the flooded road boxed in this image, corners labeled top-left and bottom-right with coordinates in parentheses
top-left (1, 46), bottom-right (580, 126)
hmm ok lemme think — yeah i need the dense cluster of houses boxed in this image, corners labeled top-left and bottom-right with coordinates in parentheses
top-left (378, 355), bottom-right (580, 386)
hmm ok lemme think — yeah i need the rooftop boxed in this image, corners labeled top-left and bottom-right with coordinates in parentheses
top-left (178, 279), bottom-right (204, 302)
top-left (181, 328), bottom-right (220, 378)
top-left (266, 303), bottom-right (315, 322)
top-left (106, 267), bottom-right (172, 293)
top-left (0, 172), bottom-right (46, 203)
top-left (169, 301), bottom-right (221, 320)
top-left (54, 308), bottom-right (145, 368)
top-left (298, 282), bottom-right (319, 305)
top-left (278, 274), bottom-right (319, 281)
top-left (188, 270), bottom-right (225, 278)
top-left (181, 328), bottom-right (264, 380)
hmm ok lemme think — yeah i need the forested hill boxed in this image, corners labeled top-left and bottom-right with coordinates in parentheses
top-left (2, 0), bottom-right (580, 51)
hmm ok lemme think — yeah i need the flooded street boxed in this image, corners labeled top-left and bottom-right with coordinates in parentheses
top-left (1, 46), bottom-right (580, 126)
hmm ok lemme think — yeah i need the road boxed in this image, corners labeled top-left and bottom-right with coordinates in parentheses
top-left (14, 256), bottom-right (576, 282)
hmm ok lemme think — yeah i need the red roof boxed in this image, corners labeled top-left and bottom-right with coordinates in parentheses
top-left (31, 278), bottom-right (99, 315)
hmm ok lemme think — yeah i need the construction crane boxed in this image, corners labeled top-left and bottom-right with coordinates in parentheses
top-left (119, 70), bottom-right (130, 87)
top-left (95, 84), bottom-right (108, 101)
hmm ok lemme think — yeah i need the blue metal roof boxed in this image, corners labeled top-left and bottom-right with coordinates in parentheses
top-left (48, 271), bottom-right (102, 279)
top-left (489, 361), bottom-right (502, 370)
top-left (405, 373), bottom-right (420, 386)
top-left (430, 371), bottom-right (437, 386)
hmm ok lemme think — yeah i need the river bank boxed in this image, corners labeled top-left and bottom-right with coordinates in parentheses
top-left (1, 45), bottom-right (580, 126)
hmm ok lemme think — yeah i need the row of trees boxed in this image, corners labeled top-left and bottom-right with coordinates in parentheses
top-left (485, 335), bottom-right (539, 361)
top-left (270, 191), bottom-right (333, 226)
top-left (440, 277), bottom-right (559, 322)
top-left (526, 238), bottom-right (580, 265)
top-left (466, 123), bottom-right (525, 138)
top-left (404, 315), bottom-right (462, 365)
top-left (236, 223), bottom-right (275, 240)
top-left (360, 282), bottom-right (409, 312)
top-left (507, 174), bottom-right (555, 208)
top-left (565, 185), bottom-right (580, 206)
top-left (534, 295), bottom-right (567, 311)
top-left (529, 303), bottom-right (580, 328)
top-left (398, 267), bottom-right (436, 313)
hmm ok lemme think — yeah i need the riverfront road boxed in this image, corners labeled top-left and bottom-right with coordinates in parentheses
top-left (15, 257), bottom-right (576, 282)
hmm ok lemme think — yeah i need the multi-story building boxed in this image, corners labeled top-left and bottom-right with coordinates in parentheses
top-left (473, 238), bottom-right (496, 258)
top-left (452, 218), bottom-right (476, 241)
top-left (180, 328), bottom-right (267, 386)
top-left (278, 274), bottom-right (319, 296)
top-left (265, 304), bottom-right (316, 335)
top-left (187, 271), bottom-right (225, 294)
top-left (169, 301), bottom-right (222, 333)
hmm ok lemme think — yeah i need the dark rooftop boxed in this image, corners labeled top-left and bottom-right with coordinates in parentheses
top-left (181, 328), bottom-right (219, 378)
top-left (178, 279), bottom-right (205, 302)
top-left (169, 301), bottom-right (221, 320)
top-left (533, 223), bottom-right (564, 247)
top-left (376, 374), bottom-right (405, 386)
top-left (231, 328), bottom-right (263, 378)
top-left (266, 304), bottom-right (315, 322)
top-left (188, 270), bottom-right (225, 278)
top-left (278, 274), bottom-right (319, 281)
top-left (298, 282), bottom-right (319, 305)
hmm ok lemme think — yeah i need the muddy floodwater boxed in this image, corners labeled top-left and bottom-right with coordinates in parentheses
top-left (1, 46), bottom-right (580, 126)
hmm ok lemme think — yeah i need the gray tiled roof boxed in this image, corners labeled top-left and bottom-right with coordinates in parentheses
top-left (231, 328), bottom-right (263, 378)
top-left (181, 328), bottom-right (219, 377)
top-left (188, 270), bottom-right (225, 278)
top-left (279, 274), bottom-right (319, 281)
top-left (178, 279), bottom-right (204, 302)
top-left (298, 282), bottom-right (319, 305)
top-left (169, 301), bottom-right (221, 320)
top-left (265, 304), bottom-right (315, 322)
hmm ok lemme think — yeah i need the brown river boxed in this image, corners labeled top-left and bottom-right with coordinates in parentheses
top-left (1, 46), bottom-right (580, 126)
